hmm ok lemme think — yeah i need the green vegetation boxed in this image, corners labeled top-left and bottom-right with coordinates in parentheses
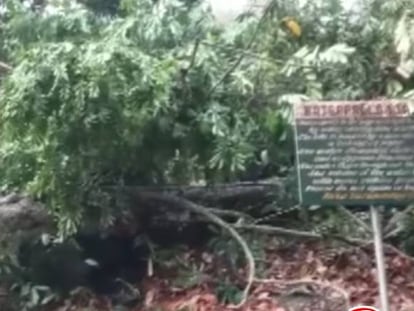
top-left (1, 0), bottom-right (412, 230)
top-left (2, 0), bottom-right (414, 309)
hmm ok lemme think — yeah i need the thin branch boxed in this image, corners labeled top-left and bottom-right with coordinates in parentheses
top-left (0, 61), bottom-right (12, 72)
top-left (129, 192), bottom-right (255, 308)
top-left (200, 41), bottom-right (338, 72)
top-left (239, 225), bottom-right (414, 263)
top-left (384, 226), bottom-right (402, 240)
top-left (207, 2), bottom-right (272, 97)
top-left (384, 204), bottom-right (414, 236)
top-left (187, 39), bottom-right (200, 71)
top-left (207, 51), bottom-right (246, 97)
top-left (337, 205), bottom-right (372, 235)
top-left (383, 243), bottom-right (414, 264)
top-left (207, 207), bottom-right (255, 223)
top-left (253, 204), bottom-right (301, 224)
top-left (329, 233), bottom-right (370, 247)
top-left (235, 223), bottom-right (320, 238)
top-left (235, 223), bottom-right (369, 245)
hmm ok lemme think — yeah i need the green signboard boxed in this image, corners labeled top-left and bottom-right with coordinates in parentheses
top-left (294, 100), bottom-right (414, 206)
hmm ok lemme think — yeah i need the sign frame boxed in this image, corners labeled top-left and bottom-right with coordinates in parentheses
top-left (291, 100), bottom-right (414, 311)
top-left (293, 100), bottom-right (414, 207)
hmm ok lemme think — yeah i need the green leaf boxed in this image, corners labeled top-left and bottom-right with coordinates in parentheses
top-left (386, 79), bottom-right (404, 96)
top-left (395, 12), bottom-right (411, 60)
top-left (319, 43), bottom-right (356, 64)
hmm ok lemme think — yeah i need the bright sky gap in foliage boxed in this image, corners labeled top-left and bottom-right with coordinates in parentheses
top-left (209, 0), bottom-right (360, 23)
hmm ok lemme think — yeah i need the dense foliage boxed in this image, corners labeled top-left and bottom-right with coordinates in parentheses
top-left (1, 0), bottom-right (414, 234)
top-left (3, 1), bottom-right (414, 310)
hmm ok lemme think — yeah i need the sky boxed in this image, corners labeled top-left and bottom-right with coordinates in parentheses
top-left (209, 0), bottom-right (359, 23)
top-left (3, 0), bottom-right (359, 21)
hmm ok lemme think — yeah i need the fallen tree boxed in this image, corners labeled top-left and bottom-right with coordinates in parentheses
top-left (0, 178), bottom-right (405, 245)
top-left (1, 183), bottom-right (413, 309)
top-left (0, 177), bottom-right (287, 225)
top-left (103, 176), bottom-right (289, 206)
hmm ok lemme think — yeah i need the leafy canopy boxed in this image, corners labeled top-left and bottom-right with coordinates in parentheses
top-left (0, 0), bottom-right (413, 233)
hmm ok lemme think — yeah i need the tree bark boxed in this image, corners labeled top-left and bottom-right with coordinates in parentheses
top-left (0, 178), bottom-right (291, 234)
top-left (105, 177), bottom-right (289, 205)
top-left (0, 194), bottom-right (52, 235)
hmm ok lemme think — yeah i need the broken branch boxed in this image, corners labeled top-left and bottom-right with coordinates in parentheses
top-left (0, 61), bottom-right (12, 72)
top-left (129, 191), bottom-right (256, 308)
top-left (337, 205), bottom-right (372, 235)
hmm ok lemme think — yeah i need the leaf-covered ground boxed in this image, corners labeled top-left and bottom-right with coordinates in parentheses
top-left (49, 240), bottom-right (414, 311)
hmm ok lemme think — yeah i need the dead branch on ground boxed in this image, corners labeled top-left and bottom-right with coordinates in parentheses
top-left (128, 191), bottom-right (256, 308)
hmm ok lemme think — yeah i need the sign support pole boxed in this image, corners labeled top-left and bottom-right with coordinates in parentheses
top-left (370, 205), bottom-right (390, 311)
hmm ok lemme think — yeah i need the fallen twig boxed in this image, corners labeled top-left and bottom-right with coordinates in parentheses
top-left (235, 223), bottom-right (369, 245)
top-left (383, 243), bottom-right (414, 264)
top-left (237, 222), bottom-right (414, 264)
top-left (236, 223), bottom-right (322, 239)
top-left (384, 204), bottom-right (414, 237)
top-left (338, 205), bottom-right (372, 235)
top-left (129, 191), bottom-right (256, 308)
top-left (207, 207), bottom-right (255, 223)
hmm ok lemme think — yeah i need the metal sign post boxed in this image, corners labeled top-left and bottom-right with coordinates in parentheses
top-left (370, 206), bottom-right (390, 311)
